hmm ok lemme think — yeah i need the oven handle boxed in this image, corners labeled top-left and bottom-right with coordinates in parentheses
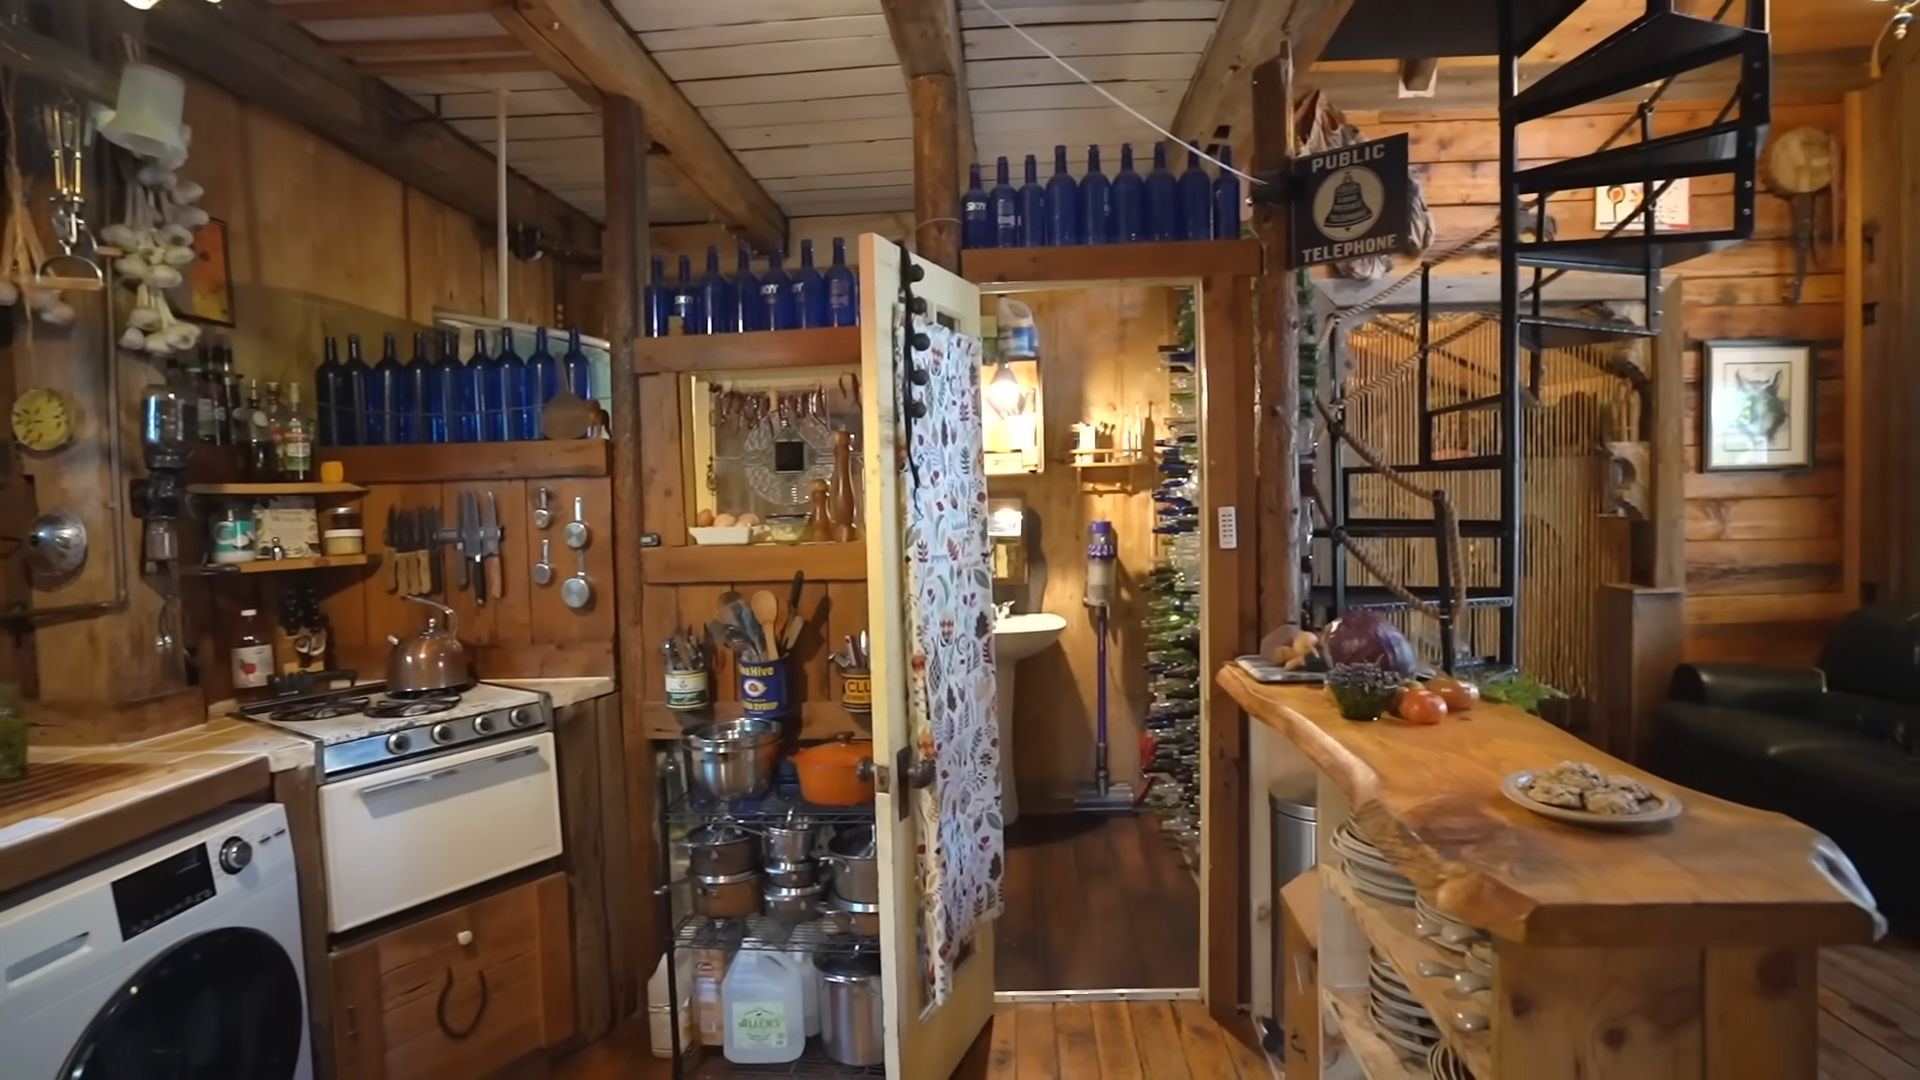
top-left (360, 744), bottom-right (542, 797)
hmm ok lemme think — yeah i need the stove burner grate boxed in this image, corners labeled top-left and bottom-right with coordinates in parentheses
top-left (266, 697), bottom-right (372, 723)
top-left (364, 692), bottom-right (463, 719)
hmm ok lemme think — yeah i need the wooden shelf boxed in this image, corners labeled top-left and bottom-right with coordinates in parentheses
top-left (1324, 864), bottom-right (1493, 1079)
top-left (634, 326), bottom-right (860, 375)
top-left (963, 239), bottom-right (1264, 289)
top-left (641, 701), bottom-right (870, 742)
top-left (192, 554), bottom-right (374, 575)
top-left (641, 541), bottom-right (865, 584)
top-left (1324, 988), bottom-right (1425, 1080)
top-left (316, 440), bottom-right (609, 483)
top-left (188, 482), bottom-right (365, 496)
top-left (1069, 448), bottom-right (1146, 469)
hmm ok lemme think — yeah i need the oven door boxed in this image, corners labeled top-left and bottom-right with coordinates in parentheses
top-left (319, 732), bottom-right (562, 932)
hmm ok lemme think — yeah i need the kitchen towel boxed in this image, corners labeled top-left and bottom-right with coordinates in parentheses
top-left (899, 314), bottom-right (1003, 1011)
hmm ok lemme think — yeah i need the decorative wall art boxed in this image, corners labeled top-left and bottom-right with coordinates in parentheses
top-left (1700, 339), bottom-right (1815, 472)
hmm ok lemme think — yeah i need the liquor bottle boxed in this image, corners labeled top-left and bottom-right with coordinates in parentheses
top-left (1212, 146), bottom-right (1243, 240)
top-left (457, 329), bottom-right (488, 443)
top-left (528, 326), bottom-right (560, 440)
top-left (1177, 144), bottom-right (1213, 241)
top-left (1080, 146), bottom-right (1112, 245)
top-left (223, 354), bottom-right (246, 448)
top-left (698, 246), bottom-right (736, 333)
top-left (1145, 143), bottom-right (1179, 241)
top-left (1018, 154), bottom-right (1047, 247)
top-left (1111, 144), bottom-right (1145, 243)
top-left (759, 247), bottom-right (797, 331)
top-left (961, 163), bottom-right (991, 249)
top-left (406, 332), bottom-right (433, 445)
top-left (824, 238), bottom-right (858, 327)
top-left (419, 331), bottom-right (451, 444)
top-left (188, 346), bottom-right (215, 443)
top-left (494, 328), bottom-right (528, 442)
top-left (231, 608), bottom-right (273, 691)
top-left (210, 345), bottom-right (234, 447)
top-left (244, 380), bottom-right (276, 481)
top-left (731, 243), bottom-right (763, 332)
top-left (1045, 145), bottom-right (1080, 246)
top-left (988, 156), bottom-right (1020, 248)
top-left (644, 256), bottom-right (671, 337)
top-left (281, 383), bottom-right (312, 481)
top-left (366, 333), bottom-right (398, 445)
top-left (562, 327), bottom-right (593, 416)
top-left (342, 333), bottom-right (372, 447)
top-left (792, 239), bottom-right (828, 329)
top-left (314, 337), bottom-right (346, 447)
top-left (475, 329), bottom-right (505, 442)
top-left (674, 255), bottom-right (702, 336)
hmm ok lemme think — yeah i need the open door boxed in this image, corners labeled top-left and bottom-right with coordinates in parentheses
top-left (858, 235), bottom-right (996, 1077)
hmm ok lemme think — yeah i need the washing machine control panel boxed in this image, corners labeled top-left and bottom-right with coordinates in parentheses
top-left (110, 845), bottom-right (215, 940)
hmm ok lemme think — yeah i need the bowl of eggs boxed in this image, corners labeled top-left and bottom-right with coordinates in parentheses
top-left (689, 510), bottom-right (759, 545)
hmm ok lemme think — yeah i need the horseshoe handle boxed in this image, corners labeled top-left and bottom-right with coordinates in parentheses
top-left (435, 966), bottom-right (489, 1040)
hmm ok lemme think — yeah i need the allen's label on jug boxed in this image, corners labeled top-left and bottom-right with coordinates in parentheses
top-left (665, 668), bottom-right (710, 710)
top-left (840, 671), bottom-right (872, 713)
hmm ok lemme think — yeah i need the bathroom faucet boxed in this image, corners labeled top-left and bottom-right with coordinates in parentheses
top-left (995, 601), bottom-right (1015, 621)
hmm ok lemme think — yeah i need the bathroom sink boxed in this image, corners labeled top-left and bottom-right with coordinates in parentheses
top-left (993, 612), bottom-right (1067, 662)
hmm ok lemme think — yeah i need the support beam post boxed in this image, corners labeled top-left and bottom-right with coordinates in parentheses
top-left (1252, 49), bottom-right (1301, 636)
top-left (910, 74), bottom-right (961, 271)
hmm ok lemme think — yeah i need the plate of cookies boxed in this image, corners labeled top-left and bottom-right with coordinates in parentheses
top-left (1502, 761), bottom-right (1682, 829)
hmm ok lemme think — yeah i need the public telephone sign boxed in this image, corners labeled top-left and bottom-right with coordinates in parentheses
top-left (1290, 133), bottom-right (1410, 267)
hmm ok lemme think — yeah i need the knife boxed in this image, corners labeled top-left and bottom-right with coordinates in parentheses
top-left (425, 505), bottom-right (443, 596)
top-left (460, 491), bottom-right (483, 606)
top-left (481, 491), bottom-right (503, 601)
top-left (385, 505), bottom-right (400, 593)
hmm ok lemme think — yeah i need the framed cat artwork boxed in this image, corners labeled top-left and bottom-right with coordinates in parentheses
top-left (1700, 339), bottom-right (1816, 471)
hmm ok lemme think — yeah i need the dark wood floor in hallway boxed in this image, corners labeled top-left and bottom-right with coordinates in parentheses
top-left (997, 812), bottom-right (1200, 992)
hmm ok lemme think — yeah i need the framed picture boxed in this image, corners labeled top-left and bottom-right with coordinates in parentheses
top-left (1700, 339), bottom-right (1815, 471)
top-left (173, 217), bottom-right (235, 326)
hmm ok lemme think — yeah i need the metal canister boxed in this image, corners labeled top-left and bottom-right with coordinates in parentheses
top-left (816, 949), bottom-right (884, 1066)
top-left (738, 658), bottom-right (790, 717)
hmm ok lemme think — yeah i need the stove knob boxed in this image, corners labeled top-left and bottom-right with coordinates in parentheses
top-left (218, 837), bottom-right (253, 875)
top-left (509, 707), bottom-right (535, 728)
top-left (386, 732), bottom-right (412, 754)
top-left (431, 723), bottom-right (457, 745)
top-left (473, 714), bottom-right (497, 736)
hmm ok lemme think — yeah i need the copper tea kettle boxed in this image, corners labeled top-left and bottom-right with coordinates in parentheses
top-left (386, 596), bottom-right (472, 694)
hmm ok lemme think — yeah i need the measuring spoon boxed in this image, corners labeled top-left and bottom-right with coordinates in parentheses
top-left (533, 538), bottom-right (554, 586)
top-left (562, 547), bottom-right (593, 609)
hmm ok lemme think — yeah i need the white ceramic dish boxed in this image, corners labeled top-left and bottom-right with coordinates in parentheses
top-left (688, 525), bottom-right (752, 546)
top-left (1502, 770), bottom-right (1683, 829)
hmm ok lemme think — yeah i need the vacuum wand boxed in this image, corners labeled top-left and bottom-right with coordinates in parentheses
top-left (1076, 520), bottom-right (1132, 812)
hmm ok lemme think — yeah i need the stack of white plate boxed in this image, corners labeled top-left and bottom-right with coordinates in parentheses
top-left (1413, 893), bottom-right (1488, 954)
top-left (1428, 1042), bottom-right (1476, 1079)
top-left (1333, 820), bottom-right (1417, 907)
top-left (1367, 948), bottom-right (1441, 1060)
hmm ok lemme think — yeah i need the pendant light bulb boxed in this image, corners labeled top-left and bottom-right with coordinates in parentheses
top-left (988, 361), bottom-right (1024, 416)
top-left (121, 0), bottom-right (162, 8)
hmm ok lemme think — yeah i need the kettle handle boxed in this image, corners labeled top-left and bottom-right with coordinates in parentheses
top-left (405, 594), bottom-right (459, 636)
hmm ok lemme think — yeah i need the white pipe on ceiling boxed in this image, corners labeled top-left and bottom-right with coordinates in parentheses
top-left (495, 88), bottom-right (509, 321)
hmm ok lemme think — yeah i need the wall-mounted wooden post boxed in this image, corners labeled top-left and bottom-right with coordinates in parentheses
top-left (910, 74), bottom-right (962, 271)
top-left (1252, 48), bottom-right (1302, 635)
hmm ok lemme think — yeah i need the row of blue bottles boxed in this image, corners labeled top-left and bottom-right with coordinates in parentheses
top-left (961, 143), bottom-right (1243, 249)
top-left (643, 239), bottom-right (860, 336)
top-left (315, 326), bottom-right (595, 446)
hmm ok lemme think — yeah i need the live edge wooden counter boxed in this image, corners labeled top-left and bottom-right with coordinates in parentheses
top-left (1219, 666), bottom-right (1879, 1080)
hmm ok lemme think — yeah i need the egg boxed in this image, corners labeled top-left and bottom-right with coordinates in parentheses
top-left (734, 513), bottom-right (760, 527)
top-left (712, 513), bottom-right (737, 528)
top-left (695, 508), bottom-right (715, 527)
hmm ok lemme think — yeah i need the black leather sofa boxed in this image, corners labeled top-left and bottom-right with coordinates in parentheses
top-left (1655, 605), bottom-right (1920, 925)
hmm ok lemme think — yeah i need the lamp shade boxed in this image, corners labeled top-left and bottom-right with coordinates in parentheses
top-left (98, 63), bottom-right (187, 161)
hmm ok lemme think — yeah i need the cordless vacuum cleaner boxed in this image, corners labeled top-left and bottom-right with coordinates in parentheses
top-left (1075, 520), bottom-right (1135, 813)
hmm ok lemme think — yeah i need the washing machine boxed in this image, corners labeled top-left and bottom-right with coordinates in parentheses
top-left (0, 802), bottom-right (311, 1080)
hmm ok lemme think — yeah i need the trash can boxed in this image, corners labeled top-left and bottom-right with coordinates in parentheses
top-left (1270, 782), bottom-right (1318, 1032)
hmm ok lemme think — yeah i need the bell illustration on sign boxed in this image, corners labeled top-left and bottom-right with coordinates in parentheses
top-left (1290, 132), bottom-right (1409, 267)
top-left (1316, 168), bottom-right (1383, 239)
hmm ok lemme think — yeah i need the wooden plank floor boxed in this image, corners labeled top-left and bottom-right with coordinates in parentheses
top-left (1821, 943), bottom-right (1920, 1080)
top-left (997, 813), bottom-right (1200, 992)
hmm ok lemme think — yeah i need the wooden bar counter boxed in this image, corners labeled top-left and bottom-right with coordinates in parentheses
top-left (1220, 666), bottom-right (1881, 1080)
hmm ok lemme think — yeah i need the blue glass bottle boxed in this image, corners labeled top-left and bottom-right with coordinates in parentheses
top-left (989, 156), bottom-right (1020, 248)
top-left (457, 329), bottom-right (487, 443)
top-left (1213, 146), bottom-right (1243, 239)
top-left (1018, 155), bottom-right (1047, 247)
top-left (478, 330), bottom-right (508, 442)
top-left (673, 255), bottom-right (702, 336)
top-left (962, 163), bottom-right (991, 249)
top-left (381, 332), bottom-right (416, 445)
top-left (342, 334), bottom-right (371, 446)
top-left (363, 333), bottom-right (397, 446)
top-left (527, 327), bottom-right (560, 440)
top-left (1144, 143), bottom-right (1178, 242)
top-left (1111, 144), bottom-right (1145, 243)
top-left (409, 332), bottom-right (439, 444)
top-left (421, 330), bottom-right (456, 444)
top-left (698, 246), bottom-right (735, 333)
top-left (792, 239), bottom-right (829, 328)
top-left (314, 336), bottom-right (347, 446)
top-left (1080, 146), bottom-right (1112, 245)
top-left (759, 247), bottom-right (797, 331)
top-left (1178, 144), bottom-right (1213, 241)
top-left (825, 237), bottom-right (858, 327)
top-left (497, 329), bottom-right (528, 442)
top-left (1045, 145), bottom-right (1079, 246)
top-left (732, 244), bottom-right (764, 332)
top-left (645, 257), bottom-right (671, 337)
top-left (562, 327), bottom-right (593, 418)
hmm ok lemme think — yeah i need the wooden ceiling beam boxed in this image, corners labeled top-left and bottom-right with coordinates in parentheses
top-left (496, 0), bottom-right (785, 249)
top-left (880, 0), bottom-right (972, 268)
top-left (144, 0), bottom-right (599, 246)
top-left (273, 0), bottom-right (498, 19)
top-left (1173, 0), bottom-right (1356, 145)
top-left (355, 56), bottom-right (544, 76)
top-left (331, 34), bottom-right (524, 59)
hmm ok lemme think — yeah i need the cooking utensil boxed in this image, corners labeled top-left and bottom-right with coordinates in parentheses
top-left (682, 718), bottom-right (782, 801)
top-left (384, 595), bottom-right (472, 694)
top-left (533, 487), bottom-right (554, 530)
top-left (458, 491), bottom-right (482, 604)
top-left (725, 596), bottom-right (766, 660)
top-left (763, 817), bottom-right (820, 862)
top-left (562, 547), bottom-right (593, 609)
top-left (424, 505), bottom-right (443, 595)
top-left (684, 822), bottom-right (758, 877)
top-left (533, 538), bottom-right (554, 586)
top-left (563, 495), bottom-right (591, 550)
top-left (824, 892), bottom-right (880, 936)
top-left (749, 590), bottom-right (781, 658)
top-left (764, 880), bottom-right (825, 922)
top-left (817, 950), bottom-right (885, 1066)
top-left (823, 823), bottom-right (879, 903)
top-left (762, 858), bottom-right (819, 888)
top-left (782, 571), bottom-right (806, 652)
top-left (691, 870), bottom-right (762, 919)
top-left (482, 491), bottom-right (503, 600)
top-left (792, 734), bottom-right (876, 806)
top-left (385, 505), bottom-right (401, 593)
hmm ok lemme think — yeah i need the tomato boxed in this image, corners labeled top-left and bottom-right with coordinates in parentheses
top-left (1394, 688), bottom-right (1449, 725)
top-left (1428, 675), bottom-right (1480, 713)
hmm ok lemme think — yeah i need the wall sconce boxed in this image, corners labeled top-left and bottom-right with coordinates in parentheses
top-left (1870, 0), bottom-right (1917, 78)
top-left (122, 0), bottom-right (220, 8)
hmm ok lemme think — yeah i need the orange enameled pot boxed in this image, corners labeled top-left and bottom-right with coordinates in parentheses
top-left (791, 733), bottom-right (876, 805)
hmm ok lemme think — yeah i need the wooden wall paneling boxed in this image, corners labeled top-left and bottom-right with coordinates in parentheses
top-left (358, 483), bottom-right (434, 652)
top-left (438, 480), bottom-right (531, 645)
top-left (554, 696), bottom-right (612, 1040)
top-left (590, 693), bottom-right (641, 1019)
top-left (1842, 89), bottom-right (1865, 608)
top-left (405, 189), bottom-right (487, 325)
top-left (526, 478), bottom-right (614, 644)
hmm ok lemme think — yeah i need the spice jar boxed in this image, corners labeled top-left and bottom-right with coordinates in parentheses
top-left (209, 505), bottom-right (257, 564)
top-left (322, 506), bottom-right (364, 556)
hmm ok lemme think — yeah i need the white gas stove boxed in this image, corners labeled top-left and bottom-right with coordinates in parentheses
top-left (240, 682), bottom-right (563, 932)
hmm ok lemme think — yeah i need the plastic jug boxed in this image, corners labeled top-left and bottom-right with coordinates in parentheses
top-left (786, 921), bottom-right (825, 1037)
top-left (996, 296), bottom-right (1038, 359)
top-left (722, 948), bottom-right (806, 1063)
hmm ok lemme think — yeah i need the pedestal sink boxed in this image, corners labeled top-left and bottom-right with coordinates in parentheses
top-left (993, 612), bottom-right (1067, 824)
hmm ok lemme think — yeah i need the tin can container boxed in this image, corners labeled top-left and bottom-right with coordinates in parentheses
top-left (738, 658), bottom-right (790, 718)
top-left (665, 667), bottom-right (711, 711)
top-left (838, 668), bottom-right (872, 714)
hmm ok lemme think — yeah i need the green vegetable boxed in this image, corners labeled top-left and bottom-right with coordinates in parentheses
top-left (1326, 663), bottom-right (1407, 722)
top-left (1477, 671), bottom-right (1567, 715)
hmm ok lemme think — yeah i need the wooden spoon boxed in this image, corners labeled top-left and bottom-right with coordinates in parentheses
top-left (750, 590), bottom-right (781, 658)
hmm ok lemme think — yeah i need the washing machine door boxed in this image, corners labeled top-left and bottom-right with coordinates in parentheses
top-left (59, 926), bottom-right (304, 1080)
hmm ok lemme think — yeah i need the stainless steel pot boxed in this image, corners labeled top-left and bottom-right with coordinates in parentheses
top-left (763, 880), bottom-right (824, 922)
top-left (762, 857), bottom-right (818, 888)
top-left (684, 822), bottom-right (758, 878)
top-left (825, 892), bottom-right (880, 937)
top-left (823, 823), bottom-right (878, 904)
top-left (385, 596), bottom-right (473, 694)
top-left (817, 949), bottom-right (885, 1067)
top-left (691, 870), bottom-right (762, 918)
top-left (683, 718), bottom-right (782, 802)
top-left (762, 818), bottom-right (821, 862)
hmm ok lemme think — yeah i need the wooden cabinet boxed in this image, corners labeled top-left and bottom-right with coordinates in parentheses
top-left (331, 874), bottom-right (574, 1080)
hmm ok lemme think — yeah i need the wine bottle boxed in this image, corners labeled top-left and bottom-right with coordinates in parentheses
top-left (494, 328), bottom-right (527, 442)
top-left (457, 329), bottom-right (488, 443)
top-left (824, 238), bottom-right (858, 327)
top-left (563, 327), bottom-right (593, 416)
top-left (366, 332), bottom-right (401, 446)
top-left (961, 163), bottom-right (991, 249)
top-left (528, 326), bottom-right (560, 440)
top-left (210, 345), bottom-right (234, 447)
top-left (759, 247), bottom-right (797, 331)
top-left (420, 331), bottom-right (452, 444)
top-left (1080, 146), bottom-right (1113, 245)
top-left (698, 246), bottom-right (735, 333)
top-left (314, 337), bottom-right (345, 447)
top-left (674, 255), bottom-right (702, 336)
top-left (792, 239), bottom-right (828, 329)
top-left (731, 243), bottom-right (763, 332)
top-left (392, 333), bottom-right (419, 445)
top-left (188, 346), bottom-right (215, 443)
top-left (342, 333), bottom-right (372, 447)
top-left (644, 256), bottom-right (671, 337)
top-left (1177, 144), bottom-right (1213, 241)
top-left (223, 354), bottom-right (246, 449)
top-left (1212, 146), bottom-right (1243, 240)
top-left (281, 383), bottom-right (312, 481)
top-left (1045, 145), bottom-right (1079, 246)
top-left (1111, 144), bottom-right (1145, 243)
top-left (1144, 143), bottom-right (1178, 242)
top-left (1017, 154), bottom-right (1047, 247)
top-left (989, 156), bottom-right (1019, 248)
